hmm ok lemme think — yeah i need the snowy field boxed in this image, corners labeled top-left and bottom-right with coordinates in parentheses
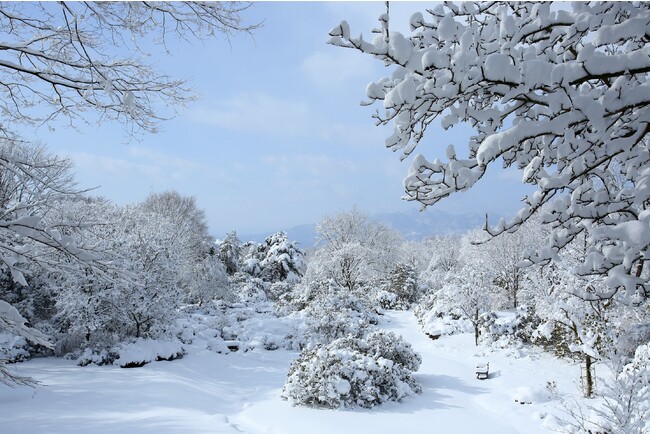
top-left (1, 311), bottom-right (586, 434)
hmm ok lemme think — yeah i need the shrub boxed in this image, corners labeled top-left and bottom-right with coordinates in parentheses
top-left (304, 288), bottom-right (379, 343)
top-left (282, 331), bottom-right (422, 409)
top-left (76, 338), bottom-right (184, 368)
top-left (375, 289), bottom-right (398, 310)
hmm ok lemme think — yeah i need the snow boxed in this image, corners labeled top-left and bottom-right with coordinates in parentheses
top-left (0, 310), bottom-right (593, 433)
top-left (112, 338), bottom-right (184, 367)
top-left (484, 53), bottom-right (521, 83)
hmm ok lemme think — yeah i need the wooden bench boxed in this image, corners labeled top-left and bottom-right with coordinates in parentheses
top-left (476, 362), bottom-right (489, 380)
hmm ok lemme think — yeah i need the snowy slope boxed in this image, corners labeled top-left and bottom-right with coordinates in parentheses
top-left (0, 311), bottom-right (584, 433)
top-left (233, 311), bottom-right (575, 434)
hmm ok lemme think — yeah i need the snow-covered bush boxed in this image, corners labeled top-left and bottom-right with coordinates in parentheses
top-left (612, 322), bottom-right (650, 361)
top-left (112, 338), bottom-right (184, 368)
top-left (231, 274), bottom-right (269, 304)
top-left (302, 281), bottom-right (379, 343)
top-left (172, 303), bottom-right (229, 345)
top-left (177, 294), bottom-right (306, 353)
top-left (531, 320), bottom-right (579, 360)
top-left (76, 348), bottom-right (118, 367)
top-left (375, 289), bottom-right (398, 310)
top-left (75, 338), bottom-right (184, 367)
top-left (282, 331), bottom-right (422, 409)
top-left (479, 307), bottom-right (543, 347)
top-left (266, 281), bottom-right (293, 302)
top-left (220, 302), bottom-right (306, 352)
top-left (414, 291), bottom-right (472, 336)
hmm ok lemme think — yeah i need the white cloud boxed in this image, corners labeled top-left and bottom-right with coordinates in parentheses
top-left (187, 92), bottom-right (383, 146)
top-left (262, 154), bottom-right (357, 178)
top-left (68, 146), bottom-right (228, 184)
top-left (69, 152), bottom-right (162, 179)
top-left (300, 49), bottom-right (377, 88)
top-left (189, 93), bottom-right (312, 139)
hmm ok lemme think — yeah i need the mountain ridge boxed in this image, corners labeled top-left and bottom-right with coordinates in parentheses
top-left (237, 208), bottom-right (496, 248)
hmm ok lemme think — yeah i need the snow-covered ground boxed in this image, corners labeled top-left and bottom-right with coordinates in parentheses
top-left (1, 311), bottom-right (585, 433)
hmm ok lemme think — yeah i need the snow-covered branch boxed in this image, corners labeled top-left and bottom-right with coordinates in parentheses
top-left (0, 2), bottom-right (258, 136)
top-left (331, 2), bottom-right (650, 303)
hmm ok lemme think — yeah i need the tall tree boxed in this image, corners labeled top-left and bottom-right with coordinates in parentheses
top-left (218, 231), bottom-right (242, 275)
top-left (330, 2), bottom-right (650, 303)
top-left (307, 208), bottom-right (401, 291)
top-left (142, 190), bottom-right (212, 259)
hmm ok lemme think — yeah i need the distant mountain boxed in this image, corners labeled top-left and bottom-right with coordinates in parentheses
top-left (373, 209), bottom-right (488, 241)
top-left (240, 209), bottom-right (493, 249)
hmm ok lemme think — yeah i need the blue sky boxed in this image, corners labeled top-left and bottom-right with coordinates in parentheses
top-left (36, 2), bottom-right (532, 236)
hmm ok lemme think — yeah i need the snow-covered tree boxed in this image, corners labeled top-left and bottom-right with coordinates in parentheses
top-left (440, 266), bottom-right (496, 346)
top-left (397, 240), bottom-right (434, 292)
top-left (258, 232), bottom-right (304, 283)
top-left (307, 209), bottom-right (401, 291)
top-left (184, 253), bottom-right (230, 306)
top-left (330, 2), bottom-right (650, 303)
top-left (0, 142), bottom-right (117, 383)
top-left (53, 203), bottom-right (187, 346)
top-left (426, 231), bottom-right (503, 345)
top-left (474, 216), bottom-right (546, 308)
top-left (241, 232), bottom-right (304, 283)
top-left (382, 263), bottom-right (418, 308)
top-left (0, 141), bottom-right (109, 287)
top-left (421, 234), bottom-right (462, 291)
top-left (141, 191), bottom-right (212, 260)
top-left (217, 231), bottom-right (242, 275)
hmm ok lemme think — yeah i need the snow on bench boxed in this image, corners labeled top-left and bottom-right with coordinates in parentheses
top-left (476, 362), bottom-right (489, 380)
top-left (425, 331), bottom-right (441, 341)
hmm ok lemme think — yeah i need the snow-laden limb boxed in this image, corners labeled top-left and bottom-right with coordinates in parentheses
top-left (0, 140), bottom-right (114, 286)
top-left (0, 2), bottom-right (257, 137)
top-left (0, 299), bottom-right (50, 387)
top-left (330, 2), bottom-right (650, 303)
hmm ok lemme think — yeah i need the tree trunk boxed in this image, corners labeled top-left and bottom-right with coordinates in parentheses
top-left (585, 353), bottom-right (594, 398)
top-left (473, 308), bottom-right (480, 346)
top-left (513, 270), bottom-right (519, 309)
